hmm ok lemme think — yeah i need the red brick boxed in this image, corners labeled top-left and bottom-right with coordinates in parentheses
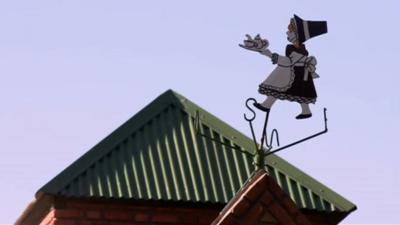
top-left (294, 213), bottom-right (313, 225)
top-left (177, 208), bottom-right (200, 214)
top-left (231, 197), bottom-right (251, 217)
top-left (110, 222), bottom-right (135, 225)
top-left (91, 221), bottom-right (108, 225)
top-left (85, 210), bottom-right (102, 219)
top-left (181, 213), bottom-right (198, 225)
top-left (51, 199), bottom-right (227, 225)
top-left (77, 220), bottom-right (92, 225)
top-left (266, 201), bottom-right (295, 225)
top-left (152, 207), bottom-right (177, 213)
top-left (260, 190), bottom-right (274, 206)
top-left (259, 212), bottom-right (277, 223)
top-left (217, 214), bottom-right (237, 225)
top-left (104, 210), bottom-right (132, 221)
top-left (238, 204), bottom-right (264, 225)
top-left (280, 196), bottom-right (299, 216)
top-left (198, 212), bottom-right (219, 225)
top-left (242, 174), bottom-right (268, 202)
top-left (53, 218), bottom-right (77, 225)
top-left (242, 175), bottom-right (268, 202)
top-left (267, 180), bottom-right (286, 200)
top-left (122, 205), bottom-right (152, 211)
top-left (152, 213), bottom-right (179, 223)
top-left (55, 209), bottom-right (83, 219)
top-left (134, 212), bottom-right (150, 222)
top-left (304, 214), bottom-right (330, 225)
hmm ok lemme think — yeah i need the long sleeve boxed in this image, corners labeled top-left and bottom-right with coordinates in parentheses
top-left (260, 49), bottom-right (272, 58)
top-left (277, 45), bottom-right (308, 67)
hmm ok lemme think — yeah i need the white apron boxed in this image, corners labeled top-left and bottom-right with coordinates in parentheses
top-left (261, 51), bottom-right (317, 92)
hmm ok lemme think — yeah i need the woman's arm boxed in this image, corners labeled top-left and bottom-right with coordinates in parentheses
top-left (260, 49), bottom-right (292, 66)
top-left (259, 49), bottom-right (272, 58)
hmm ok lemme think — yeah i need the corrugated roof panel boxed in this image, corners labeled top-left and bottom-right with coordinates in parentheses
top-left (37, 90), bottom-right (356, 213)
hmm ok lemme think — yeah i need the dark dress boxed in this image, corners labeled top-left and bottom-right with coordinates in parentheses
top-left (258, 44), bottom-right (317, 104)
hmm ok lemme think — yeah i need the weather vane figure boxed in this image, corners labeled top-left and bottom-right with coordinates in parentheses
top-left (194, 15), bottom-right (329, 169)
top-left (240, 14), bottom-right (327, 119)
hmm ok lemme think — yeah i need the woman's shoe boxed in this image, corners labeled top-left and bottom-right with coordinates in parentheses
top-left (253, 103), bottom-right (270, 112)
top-left (295, 113), bottom-right (312, 119)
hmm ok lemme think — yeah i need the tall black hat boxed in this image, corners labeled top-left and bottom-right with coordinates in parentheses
top-left (293, 14), bottom-right (327, 43)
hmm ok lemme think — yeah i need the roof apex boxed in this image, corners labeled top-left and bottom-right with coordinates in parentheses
top-left (35, 89), bottom-right (186, 198)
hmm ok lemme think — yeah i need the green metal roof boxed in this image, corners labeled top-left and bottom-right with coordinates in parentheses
top-left (37, 90), bottom-right (356, 213)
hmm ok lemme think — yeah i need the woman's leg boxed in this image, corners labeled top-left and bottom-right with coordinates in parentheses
top-left (262, 96), bottom-right (277, 109)
top-left (295, 103), bottom-right (312, 119)
top-left (300, 103), bottom-right (311, 114)
top-left (254, 96), bottom-right (276, 112)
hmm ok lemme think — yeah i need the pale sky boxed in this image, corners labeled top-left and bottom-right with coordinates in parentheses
top-left (0, 1), bottom-right (399, 224)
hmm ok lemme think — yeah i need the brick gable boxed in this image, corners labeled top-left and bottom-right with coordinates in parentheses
top-left (211, 170), bottom-right (313, 225)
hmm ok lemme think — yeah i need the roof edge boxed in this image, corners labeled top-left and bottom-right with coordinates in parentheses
top-left (264, 155), bottom-right (357, 212)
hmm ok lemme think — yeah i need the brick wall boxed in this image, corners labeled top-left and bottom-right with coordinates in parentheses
top-left (39, 198), bottom-right (221, 225)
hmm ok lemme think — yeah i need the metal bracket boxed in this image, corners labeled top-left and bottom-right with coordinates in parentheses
top-left (194, 111), bottom-right (255, 157)
top-left (193, 98), bottom-right (328, 170)
top-left (244, 97), bottom-right (328, 159)
top-left (264, 108), bottom-right (328, 157)
top-left (244, 98), bottom-right (280, 153)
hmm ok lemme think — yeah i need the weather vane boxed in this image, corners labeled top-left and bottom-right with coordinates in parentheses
top-left (196, 14), bottom-right (329, 171)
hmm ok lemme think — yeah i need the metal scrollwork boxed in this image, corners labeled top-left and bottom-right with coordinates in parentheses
top-left (193, 98), bottom-right (329, 170)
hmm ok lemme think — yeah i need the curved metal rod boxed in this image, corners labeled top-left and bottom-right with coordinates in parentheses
top-left (243, 98), bottom-right (259, 151)
top-left (243, 97), bottom-right (280, 153)
top-left (264, 108), bottom-right (328, 157)
top-left (244, 98), bottom-right (257, 122)
top-left (264, 128), bottom-right (280, 151)
top-left (194, 110), bottom-right (255, 157)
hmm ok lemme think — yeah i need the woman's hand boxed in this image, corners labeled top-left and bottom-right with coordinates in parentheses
top-left (239, 34), bottom-right (269, 52)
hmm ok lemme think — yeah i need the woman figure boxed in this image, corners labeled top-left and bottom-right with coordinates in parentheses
top-left (241, 15), bottom-right (327, 119)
